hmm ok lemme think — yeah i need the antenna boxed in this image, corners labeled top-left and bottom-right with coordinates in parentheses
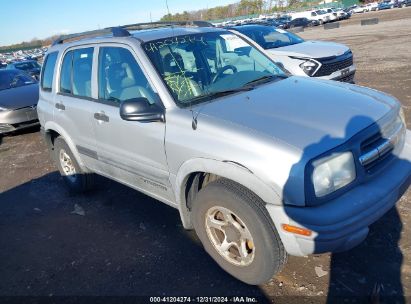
top-left (165, 0), bottom-right (171, 16)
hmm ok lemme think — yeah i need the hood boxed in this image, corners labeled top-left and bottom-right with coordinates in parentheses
top-left (267, 40), bottom-right (350, 59)
top-left (0, 83), bottom-right (39, 110)
top-left (198, 77), bottom-right (398, 158)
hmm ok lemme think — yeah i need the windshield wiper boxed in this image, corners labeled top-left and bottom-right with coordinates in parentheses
top-left (187, 87), bottom-right (253, 104)
top-left (244, 75), bottom-right (286, 87)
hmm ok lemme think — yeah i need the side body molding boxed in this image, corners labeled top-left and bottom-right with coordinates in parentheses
top-left (173, 158), bottom-right (282, 229)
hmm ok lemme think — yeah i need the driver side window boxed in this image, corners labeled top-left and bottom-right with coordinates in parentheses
top-left (98, 47), bottom-right (157, 105)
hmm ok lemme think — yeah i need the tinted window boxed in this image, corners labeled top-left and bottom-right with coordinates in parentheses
top-left (60, 51), bottom-right (73, 94)
top-left (98, 47), bottom-right (157, 105)
top-left (41, 52), bottom-right (58, 91)
top-left (72, 48), bottom-right (93, 98)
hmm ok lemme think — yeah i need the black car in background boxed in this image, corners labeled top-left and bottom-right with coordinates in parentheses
top-left (0, 62), bottom-right (7, 69)
top-left (6, 60), bottom-right (41, 80)
top-left (287, 17), bottom-right (319, 28)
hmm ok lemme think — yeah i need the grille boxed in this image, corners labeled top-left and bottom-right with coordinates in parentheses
top-left (314, 52), bottom-right (353, 77)
top-left (359, 117), bottom-right (404, 172)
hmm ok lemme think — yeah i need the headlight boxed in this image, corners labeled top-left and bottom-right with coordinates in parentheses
top-left (299, 59), bottom-right (319, 76)
top-left (0, 106), bottom-right (9, 112)
top-left (312, 152), bottom-right (356, 197)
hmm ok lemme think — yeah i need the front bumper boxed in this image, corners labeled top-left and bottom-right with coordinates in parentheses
top-left (0, 106), bottom-right (39, 134)
top-left (267, 130), bottom-right (411, 256)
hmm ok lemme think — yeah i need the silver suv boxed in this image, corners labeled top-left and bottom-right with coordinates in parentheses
top-left (37, 22), bottom-right (411, 285)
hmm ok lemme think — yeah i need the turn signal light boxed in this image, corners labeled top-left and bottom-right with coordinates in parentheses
top-left (282, 224), bottom-right (312, 236)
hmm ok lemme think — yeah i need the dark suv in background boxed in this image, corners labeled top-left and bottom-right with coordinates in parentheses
top-left (6, 60), bottom-right (41, 80)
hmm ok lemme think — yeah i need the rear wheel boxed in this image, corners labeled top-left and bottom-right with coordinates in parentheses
top-left (192, 179), bottom-right (287, 285)
top-left (54, 137), bottom-right (94, 193)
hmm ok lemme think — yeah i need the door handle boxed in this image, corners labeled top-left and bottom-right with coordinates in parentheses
top-left (55, 103), bottom-right (65, 110)
top-left (94, 112), bottom-right (109, 122)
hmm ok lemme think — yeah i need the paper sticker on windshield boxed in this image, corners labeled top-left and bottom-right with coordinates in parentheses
top-left (275, 29), bottom-right (287, 34)
top-left (220, 34), bottom-right (249, 51)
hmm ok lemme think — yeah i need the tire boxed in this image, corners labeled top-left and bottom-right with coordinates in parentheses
top-left (54, 137), bottom-right (94, 193)
top-left (192, 179), bottom-right (287, 285)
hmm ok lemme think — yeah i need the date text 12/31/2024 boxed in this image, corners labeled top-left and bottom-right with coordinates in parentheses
top-left (149, 296), bottom-right (259, 303)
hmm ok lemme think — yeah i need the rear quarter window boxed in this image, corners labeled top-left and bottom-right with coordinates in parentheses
top-left (41, 52), bottom-right (58, 91)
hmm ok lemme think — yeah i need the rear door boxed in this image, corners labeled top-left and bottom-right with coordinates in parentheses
top-left (54, 46), bottom-right (99, 170)
top-left (91, 44), bottom-right (172, 202)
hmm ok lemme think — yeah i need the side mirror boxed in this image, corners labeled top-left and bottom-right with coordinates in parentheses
top-left (120, 98), bottom-right (165, 122)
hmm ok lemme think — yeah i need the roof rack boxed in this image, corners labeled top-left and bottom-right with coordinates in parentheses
top-left (51, 20), bottom-right (214, 46)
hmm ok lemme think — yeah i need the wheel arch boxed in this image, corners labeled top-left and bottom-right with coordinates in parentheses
top-left (175, 158), bottom-right (282, 229)
top-left (43, 121), bottom-right (89, 172)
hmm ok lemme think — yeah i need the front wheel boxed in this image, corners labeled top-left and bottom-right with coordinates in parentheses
top-left (192, 179), bottom-right (287, 285)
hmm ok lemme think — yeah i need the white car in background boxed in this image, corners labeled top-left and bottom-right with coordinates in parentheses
top-left (365, 2), bottom-right (379, 11)
top-left (315, 9), bottom-right (337, 22)
top-left (352, 5), bottom-right (367, 13)
top-left (291, 10), bottom-right (329, 24)
top-left (326, 8), bottom-right (346, 19)
top-left (230, 25), bottom-right (356, 82)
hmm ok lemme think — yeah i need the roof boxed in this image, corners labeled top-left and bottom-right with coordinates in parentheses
top-left (49, 21), bottom-right (220, 49)
top-left (131, 26), bottom-right (224, 42)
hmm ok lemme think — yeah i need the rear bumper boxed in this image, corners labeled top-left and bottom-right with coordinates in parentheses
top-left (267, 129), bottom-right (411, 256)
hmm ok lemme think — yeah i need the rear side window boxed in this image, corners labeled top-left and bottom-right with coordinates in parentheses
top-left (60, 51), bottom-right (73, 94)
top-left (72, 48), bottom-right (93, 98)
top-left (41, 52), bottom-right (58, 91)
top-left (59, 47), bottom-right (93, 98)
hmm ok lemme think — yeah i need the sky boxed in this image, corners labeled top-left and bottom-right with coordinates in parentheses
top-left (0, 0), bottom-right (237, 46)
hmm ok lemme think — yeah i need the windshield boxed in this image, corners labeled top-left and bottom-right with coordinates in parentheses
top-left (14, 61), bottom-right (40, 71)
top-left (316, 10), bottom-right (326, 14)
top-left (236, 27), bottom-right (304, 50)
top-left (0, 70), bottom-right (36, 91)
top-left (143, 31), bottom-right (286, 107)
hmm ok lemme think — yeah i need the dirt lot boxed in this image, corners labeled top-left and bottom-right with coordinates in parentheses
top-left (1, 8), bottom-right (411, 303)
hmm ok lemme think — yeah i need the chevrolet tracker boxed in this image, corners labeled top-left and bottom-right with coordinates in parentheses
top-left (37, 22), bottom-right (411, 284)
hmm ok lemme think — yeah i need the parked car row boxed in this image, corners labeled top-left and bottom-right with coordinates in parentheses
top-left (214, 7), bottom-right (351, 29)
top-left (0, 47), bottom-right (46, 64)
top-left (34, 21), bottom-right (410, 286)
top-left (1, 48), bottom-right (45, 81)
top-left (347, 0), bottom-right (410, 12)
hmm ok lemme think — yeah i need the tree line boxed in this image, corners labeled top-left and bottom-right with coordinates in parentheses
top-left (160, 0), bottom-right (300, 22)
top-left (0, 36), bottom-right (59, 53)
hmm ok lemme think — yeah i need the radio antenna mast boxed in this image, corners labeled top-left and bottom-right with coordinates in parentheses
top-left (165, 0), bottom-right (171, 16)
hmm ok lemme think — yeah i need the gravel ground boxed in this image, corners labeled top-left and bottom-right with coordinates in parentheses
top-left (0, 8), bottom-right (410, 303)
